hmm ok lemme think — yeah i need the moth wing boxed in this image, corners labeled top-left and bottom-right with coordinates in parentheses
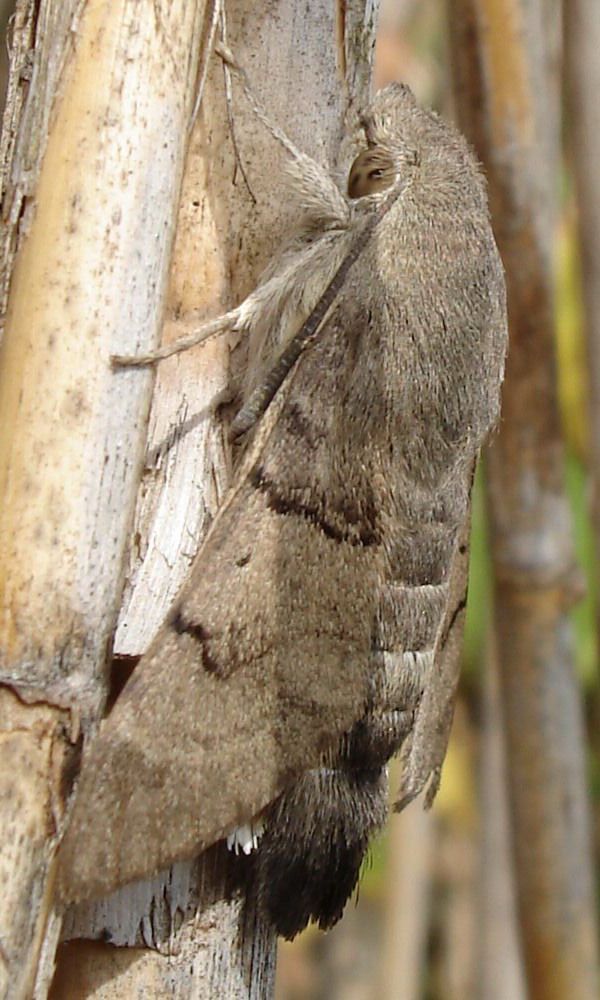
top-left (58, 320), bottom-right (383, 904)
top-left (396, 510), bottom-right (472, 810)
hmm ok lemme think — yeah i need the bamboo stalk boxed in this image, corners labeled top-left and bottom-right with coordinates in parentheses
top-left (0, 1), bottom-right (208, 994)
top-left (448, 2), bottom-right (600, 997)
top-left (378, 790), bottom-right (433, 1000)
top-left (565, 1), bottom-right (600, 629)
top-left (478, 633), bottom-right (526, 1000)
top-left (49, 1), bottom-right (380, 996)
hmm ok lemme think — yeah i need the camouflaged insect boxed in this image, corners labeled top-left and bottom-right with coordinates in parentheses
top-left (58, 81), bottom-right (507, 939)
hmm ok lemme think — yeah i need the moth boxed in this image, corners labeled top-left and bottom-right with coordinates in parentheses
top-left (57, 59), bottom-right (507, 940)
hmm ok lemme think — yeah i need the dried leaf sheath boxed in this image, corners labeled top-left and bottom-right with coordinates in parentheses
top-left (58, 86), bottom-right (507, 934)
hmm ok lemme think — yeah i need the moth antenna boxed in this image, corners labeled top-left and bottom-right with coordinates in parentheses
top-left (216, 42), bottom-right (307, 166)
top-left (188, 0), bottom-right (222, 135)
top-left (217, 7), bottom-right (257, 204)
top-left (111, 307), bottom-right (240, 368)
top-left (215, 42), bottom-right (346, 227)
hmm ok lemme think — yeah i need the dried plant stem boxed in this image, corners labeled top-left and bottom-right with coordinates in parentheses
top-left (448, 1), bottom-right (600, 997)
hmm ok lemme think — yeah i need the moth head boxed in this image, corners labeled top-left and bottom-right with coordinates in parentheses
top-left (348, 83), bottom-right (424, 200)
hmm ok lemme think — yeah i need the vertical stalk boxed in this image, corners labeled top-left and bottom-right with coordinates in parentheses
top-left (564, 1), bottom-right (600, 630)
top-left (448, 1), bottom-right (599, 996)
top-left (49, 1), bottom-right (380, 996)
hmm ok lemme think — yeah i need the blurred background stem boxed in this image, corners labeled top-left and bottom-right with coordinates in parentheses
top-left (448, 1), bottom-right (600, 997)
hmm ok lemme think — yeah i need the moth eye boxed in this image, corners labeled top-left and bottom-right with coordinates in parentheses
top-left (347, 149), bottom-right (395, 199)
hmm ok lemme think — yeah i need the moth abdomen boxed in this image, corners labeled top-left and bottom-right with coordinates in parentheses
top-left (346, 708), bottom-right (416, 768)
top-left (255, 698), bottom-right (416, 939)
top-left (257, 763), bottom-right (388, 939)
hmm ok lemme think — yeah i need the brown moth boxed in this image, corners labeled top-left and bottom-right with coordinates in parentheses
top-left (57, 77), bottom-right (507, 939)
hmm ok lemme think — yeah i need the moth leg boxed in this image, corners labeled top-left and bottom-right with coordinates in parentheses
top-left (111, 307), bottom-right (241, 368)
